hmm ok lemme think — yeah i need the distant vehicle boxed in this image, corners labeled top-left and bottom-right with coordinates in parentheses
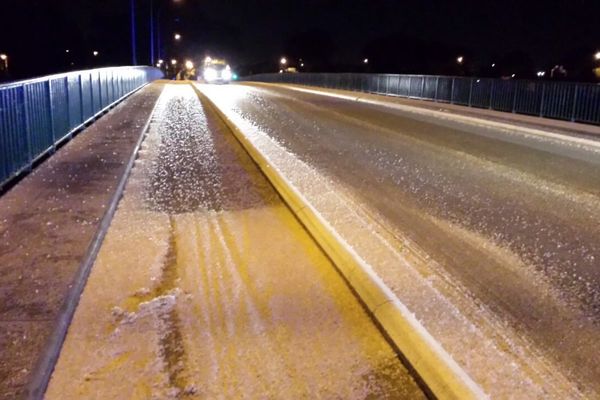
top-left (284, 67), bottom-right (298, 73)
top-left (202, 57), bottom-right (233, 84)
top-left (176, 60), bottom-right (197, 80)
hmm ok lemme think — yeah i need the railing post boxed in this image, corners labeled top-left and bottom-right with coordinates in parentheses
top-left (47, 80), bottom-right (56, 150)
top-left (468, 78), bottom-right (473, 106)
top-left (539, 83), bottom-right (545, 117)
top-left (571, 84), bottom-right (579, 122)
top-left (450, 77), bottom-right (455, 104)
top-left (489, 80), bottom-right (495, 109)
top-left (79, 73), bottom-right (84, 123)
top-left (512, 81), bottom-right (518, 113)
top-left (420, 76), bottom-right (425, 99)
top-left (21, 85), bottom-right (33, 170)
top-left (434, 76), bottom-right (439, 102)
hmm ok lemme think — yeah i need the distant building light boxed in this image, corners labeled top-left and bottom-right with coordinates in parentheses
top-left (457, 56), bottom-right (464, 64)
top-left (363, 58), bottom-right (369, 64)
top-left (93, 51), bottom-right (99, 56)
top-left (158, 59), bottom-right (164, 64)
top-left (65, 49), bottom-right (70, 53)
top-left (511, 73), bottom-right (516, 78)
top-left (174, 33), bottom-right (182, 40)
top-left (171, 59), bottom-right (177, 65)
top-left (491, 63), bottom-right (496, 67)
top-left (536, 71), bottom-right (546, 77)
top-left (300, 63), bottom-right (305, 67)
top-left (0, 54), bottom-right (7, 61)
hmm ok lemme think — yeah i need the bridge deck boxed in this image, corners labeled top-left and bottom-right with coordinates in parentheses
top-left (44, 83), bottom-right (424, 399)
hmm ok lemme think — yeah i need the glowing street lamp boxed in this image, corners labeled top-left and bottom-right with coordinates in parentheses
top-left (280, 57), bottom-right (287, 65)
top-left (174, 33), bottom-right (182, 41)
top-left (536, 71), bottom-right (546, 77)
top-left (93, 51), bottom-right (99, 56)
top-left (595, 51), bottom-right (600, 61)
top-left (171, 59), bottom-right (177, 65)
top-left (0, 53), bottom-right (8, 70)
top-left (457, 56), bottom-right (464, 64)
top-left (185, 60), bottom-right (194, 70)
top-left (363, 58), bottom-right (369, 64)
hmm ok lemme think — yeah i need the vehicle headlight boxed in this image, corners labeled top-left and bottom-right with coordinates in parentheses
top-left (204, 68), bottom-right (217, 81)
top-left (221, 69), bottom-right (232, 81)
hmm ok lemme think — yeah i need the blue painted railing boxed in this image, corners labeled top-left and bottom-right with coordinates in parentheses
top-left (0, 66), bottom-right (162, 189)
top-left (244, 73), bottom-right (600, 126)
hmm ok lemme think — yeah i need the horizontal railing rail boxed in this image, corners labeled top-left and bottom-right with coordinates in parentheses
top-left (0, 66), bottom-right (163, 189)
top-left (243, 72), bottom-right (600, 126)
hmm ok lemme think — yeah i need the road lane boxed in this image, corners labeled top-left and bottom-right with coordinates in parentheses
top-left (45, 83), bottom-right (425, 399)
top-left (201, 82), bottom-right (600, 397)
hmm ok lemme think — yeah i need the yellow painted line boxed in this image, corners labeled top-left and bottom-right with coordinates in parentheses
top-left (194, 84), bottom-right (489, 400)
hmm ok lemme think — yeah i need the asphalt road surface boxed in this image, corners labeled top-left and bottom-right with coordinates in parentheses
top-left (201, 82), bottom-right (600, 398)
top-left (46, 83), bottom-right (425, 399)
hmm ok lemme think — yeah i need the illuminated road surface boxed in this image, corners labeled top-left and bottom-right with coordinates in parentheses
top-left (45, 84), bottom-right (425, 399)
top-left (200, 82), bottom-right (600, 398)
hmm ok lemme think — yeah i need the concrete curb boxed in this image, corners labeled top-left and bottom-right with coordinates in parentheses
top-left (194, 84), bottom-right (488, 400)
top-left (24, 85), bottom-right (164, 400)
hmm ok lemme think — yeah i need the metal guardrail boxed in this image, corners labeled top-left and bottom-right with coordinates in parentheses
top-left (0, 66), bottom-right (163, 189)
top-left (243, 73), bottom-right (600, 126)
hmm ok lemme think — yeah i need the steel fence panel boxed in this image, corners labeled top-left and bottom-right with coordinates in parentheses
top-left (243, 73), bottom-right (599, 126)
top-left (543, 82), bottom-right (575, 120)
top-left (490, 79), bottom-right (515, 112)
top-left (49, 77), bottom-right (70, 142)
top-left (470, 78), bottom-right (493, 108)
top-left (451, 77), bottom-right (471, 105)
top-left (572, 84), bottom-right (600, 124)
top-left (514, 80), bottom-right (542, 116)
top-left (0, 67), bottom-right (162, 189)
top-left (0, 86), bottom-right (29, 184)
top-left (24, 81), bottom-right (53, 157)
top-left (423, 76), bottom-right (437, 100)
top-left (67, 75), bottom-right (82, 130)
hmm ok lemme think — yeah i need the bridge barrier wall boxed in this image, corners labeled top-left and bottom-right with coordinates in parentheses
top-left (0, 66), bottom-right (163, 189)
top-left (242, 72), bottom-right (600, 126)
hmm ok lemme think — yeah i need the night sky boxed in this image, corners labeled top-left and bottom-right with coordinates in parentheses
top-left (0, 0), bottom-right (599, 81)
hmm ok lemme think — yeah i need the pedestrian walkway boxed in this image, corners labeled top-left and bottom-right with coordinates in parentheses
top-left (0, 83), bottom-right (164, 399)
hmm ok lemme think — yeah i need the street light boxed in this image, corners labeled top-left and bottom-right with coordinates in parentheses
top-left (280, 57), bottom-right (287, 65)
top-left (174, 33), bottom-right (182, 41)
top-left (171, 59), bottom-right (177, 65)
top-left (0, 54), bottom-right (8, 70)
top-left (536, 71), bottom-right (546, 77)
top-left (93, 51), bottom-right (99, 56)
top-left (595, 51), bottom-right (600, 61)
top-left (457, 56), bottom-right (464, 64)
top-left (363, 58), bottom-right (369, 64)
top-left (185, 60), bottom-right (193, 69)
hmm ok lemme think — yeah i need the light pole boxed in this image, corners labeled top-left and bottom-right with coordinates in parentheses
top-left (131, 0), bottom-right (180, 66)
top-left (130, 0), bottom-right (137, 65)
